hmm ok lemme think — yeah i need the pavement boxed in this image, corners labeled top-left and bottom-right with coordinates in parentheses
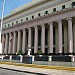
top-left (0, 62), bottom-right (75, 75)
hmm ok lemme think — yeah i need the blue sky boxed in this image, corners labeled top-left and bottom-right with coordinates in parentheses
top-left (0, 0), bottom-right (32, 18)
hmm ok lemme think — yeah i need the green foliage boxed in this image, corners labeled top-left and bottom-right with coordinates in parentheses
top-left (16, 49), bottom-right (23, 55)
top-left (37, 50), bottom-right (42, 55)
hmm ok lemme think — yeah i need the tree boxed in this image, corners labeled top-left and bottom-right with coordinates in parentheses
top-left (37, 50), bottom-right (42, 55)
top-left (17, 49), bottom-right (23, 55)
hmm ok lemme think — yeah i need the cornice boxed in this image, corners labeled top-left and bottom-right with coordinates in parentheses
top-left (3, 0), bottom-right (51, 20)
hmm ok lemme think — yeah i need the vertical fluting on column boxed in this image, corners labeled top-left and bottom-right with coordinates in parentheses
top-left (67, 18), bottom-right (73, 53)
top-left (13, 31), bottom-right (17, 54)
top-left (5, 33), bottom-right (8, 54)
top-left (49, 22), bottom-right (53, 54)
top-left (64, 21), bottom-right (68, 53)
top-left (22, 29), bottom-right (26, 54)
top-left (34, 26), bottom-right (38, 54)
top-left (28, 28), bottom-right (32, 47)
top-left (2, 34), bottom-right (5, 54)
top-left (58, 20), bottom-right (63, 54)
top-left (41, 24), bottom-right (45, 54)
top-left (8, 33), bottom-right (12, 54)
top-left (73, 19), bottom-right (75, 53)
top-left (17, 30), bottom-right (21, 53)
top-left (55, 25), bottom-right (58, 54)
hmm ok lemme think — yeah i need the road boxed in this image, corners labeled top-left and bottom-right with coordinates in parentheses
top-left (0, 68), bottom-right (37, 75)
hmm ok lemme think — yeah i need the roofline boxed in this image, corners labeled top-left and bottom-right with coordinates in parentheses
top-left (3, 0), bottom-right (50, 20)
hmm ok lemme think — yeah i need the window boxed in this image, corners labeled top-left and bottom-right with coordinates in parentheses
top-left (38, 13), bottom-right (41, 17)
top-left (53, 8), bottom-right (56, 12)
top-left (62, 5), bottom-right (65, 9)
top-left (2, 26), bottom-right (3, 28)
top-left (45, 11), bottom-right (48, 14)
top-left (5, 25), bottom-right (6, 28)
top-left (72, 2), bottom-right (75, 6)
top-left (32, 15), bottom-right (34, 19)
top-left (16, 21), bottom-right (18, 24)
top-left (12, 23), bottom-right (13, 26)
top-left (8, 24), bottom-right (10, 27)
top-left (26, 17), bottom-right (28, 21)
top-left (21, 19), bottom-right (23, 21)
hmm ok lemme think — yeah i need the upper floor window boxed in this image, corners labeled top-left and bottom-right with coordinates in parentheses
top-left (12, 22), bottom-right (13, 26)
top-left (32, 15), bottom-right (34, 19)
top-left (5, 25), bottom-right (6, 28)
top-left (62, 5), bottom-right (65, 9)
top-left (72, 2), bottom-right (75, 6)
top-left (8, 24), bottom-right (10, 27)
top-left (53, 8), bottom-right (56, 12)
top-left (16, 21), bottom-right (18, 24)
top-left (21, 19), bottom-right (23, 21)
top-left (26, 17), bottom-right (28, 21)
top-left (38, 13), bottom-right (41, 17)
top-left (45, 11), bottom-right (48, 14)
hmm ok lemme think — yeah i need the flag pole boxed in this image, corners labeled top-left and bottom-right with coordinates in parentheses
top-left (0, 0), bottom-right (5, 54)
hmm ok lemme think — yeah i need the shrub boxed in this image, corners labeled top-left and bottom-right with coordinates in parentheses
top-left (37, 50), bottom-right (42, 55)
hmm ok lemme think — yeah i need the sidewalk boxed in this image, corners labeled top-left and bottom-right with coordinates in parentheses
top-left (0, 62), bottom-right (75, 75)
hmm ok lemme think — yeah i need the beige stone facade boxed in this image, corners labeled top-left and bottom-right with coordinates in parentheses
top-left (1, 0), bottom-right (75, 55)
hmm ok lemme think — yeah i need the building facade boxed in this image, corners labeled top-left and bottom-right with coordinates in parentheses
top-left (1, 0), bottom-right (75, 55)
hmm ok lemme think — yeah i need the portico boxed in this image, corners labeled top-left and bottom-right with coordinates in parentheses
top-left (1, 0), bottom-right (75, 56)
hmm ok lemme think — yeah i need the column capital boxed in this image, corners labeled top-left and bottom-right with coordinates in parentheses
top-left (22, 29), bottom-right (26, 31)
top-left (48, 22), bottom-right (53, 25)
top-left (17, 30), bottom-right (21, 32)
top-left (28, 27), bottom-right (31, 30)
top-left (57, 20), bottom-right (62, 23)
top-left (66, 17), bottom-right (72, 21)
top-left (41, 24), bottom-right (45, 27)
top-left (34, 25), bottom-right (38, 28)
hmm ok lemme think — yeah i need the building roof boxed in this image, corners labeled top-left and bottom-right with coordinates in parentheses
top-left (4, 0), bottom-right (51, 19)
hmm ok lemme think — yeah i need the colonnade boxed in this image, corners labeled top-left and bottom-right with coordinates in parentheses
top-left (2, 17), bottom-right (75, 55)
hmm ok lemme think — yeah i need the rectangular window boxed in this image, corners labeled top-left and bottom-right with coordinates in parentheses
top-left (45, 11), bottom-right (48, 14)
top-left (21, 19), bottom-right (23, 21)
top-left (38, 13), bottom-right (41, 17)
top-left (8, 24), bottom-right (10, 27)
top-left (26, 17), bottom-right (28, 21)
top-left (53, 8), bottom-right (56, 12)
top-left (62, 5), bottom-right (65, 9)
top-left (72, 2), bottom-right (75, 6)
top-left (5, 25), bottom-right (6, 28)
top-left (12, 23), bottom-right (13, 26)
top-left (16, 21), bottom-right (18, 24)
top-left (32, 15), bottom-right (34, 19)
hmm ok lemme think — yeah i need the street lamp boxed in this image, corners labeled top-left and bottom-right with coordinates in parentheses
top-left (27, 45), bottom-right (31, 56)
top-left (0, 0), bottom-right (5, 54)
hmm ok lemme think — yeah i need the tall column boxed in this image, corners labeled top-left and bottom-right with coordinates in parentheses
top-left (2, 34), bottom-right (5, 54)
top-left (28, 28), bottom-right (31, 47)
top-left (55, 25), bottom-right (58, 53)
top-left (17, 30), bottom-right (21, 53)
top-left (5, 33), bottom-right (8, 54)
top-left (67, 18), bottom-right (73, 53)
top-left (13, 31), bottom-right (17, 54)
top-left (22, 29), bottom-right (26, 53)
top-left (49, 22), bottom-right (53, 53)
top-left (73, 20), bottom-right (75, 53)
top-left (8, 33), bottom-right (12, 54)
top-left (64, 22), bottom-right (68, 53)
top-left (58, 20), bottom-right (62, 53)
top-left (41, 24), bottom-right (45, 53)
top-left (34, 26), bottom-right (38, 53)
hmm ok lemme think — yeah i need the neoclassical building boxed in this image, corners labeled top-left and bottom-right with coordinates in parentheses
top-left (1, 0), bottom-right (75, 55)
